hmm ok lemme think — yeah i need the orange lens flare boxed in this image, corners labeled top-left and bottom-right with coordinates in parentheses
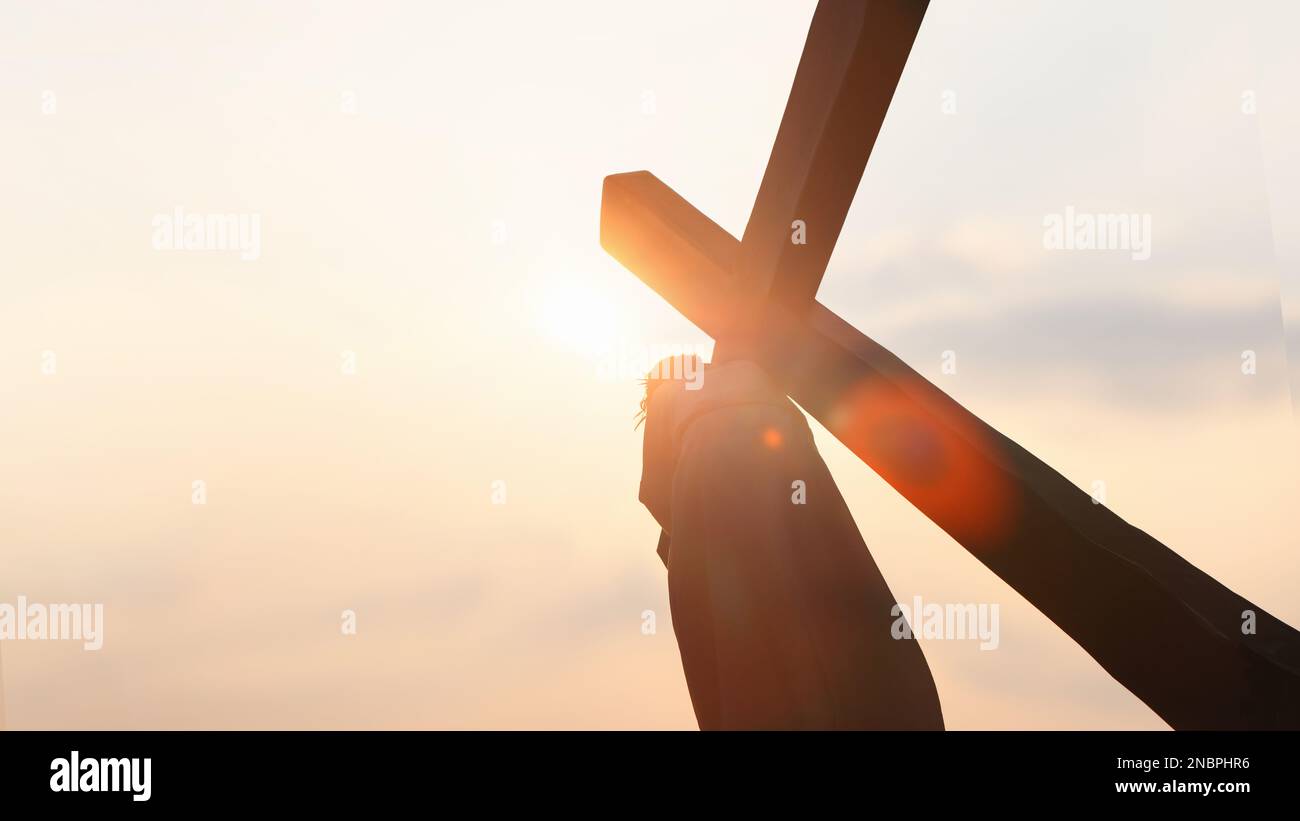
top-left (829, 379), bottom-right (1019, 551)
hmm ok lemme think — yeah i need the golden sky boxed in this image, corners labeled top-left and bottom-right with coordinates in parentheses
top-left (2, 0), bottom-right (1297, 729)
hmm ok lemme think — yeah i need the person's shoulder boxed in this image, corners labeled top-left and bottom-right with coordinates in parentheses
top-left (701, 360), bottom-right (784, 402)
top-left (661, 359), bottom-right (790, 432)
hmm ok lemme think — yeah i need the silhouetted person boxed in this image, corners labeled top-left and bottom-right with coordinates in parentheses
top-left (639, 355), bottom-right (944, 730)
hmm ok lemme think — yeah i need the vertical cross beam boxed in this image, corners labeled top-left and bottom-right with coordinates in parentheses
top-left (735, 0), bottom-right (926, 310)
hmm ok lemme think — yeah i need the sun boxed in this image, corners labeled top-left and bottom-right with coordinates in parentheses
top-left (533, 280), bottom-right (625, 358)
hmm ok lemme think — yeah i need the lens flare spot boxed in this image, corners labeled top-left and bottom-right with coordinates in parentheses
top-left (828, 379), bottom-right (1020, 552)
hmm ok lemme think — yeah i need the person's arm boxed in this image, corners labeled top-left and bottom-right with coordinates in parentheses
top-left (640, 360), bottom-right (945, 729)
top-left (654, 530), bottom-right (670, 568)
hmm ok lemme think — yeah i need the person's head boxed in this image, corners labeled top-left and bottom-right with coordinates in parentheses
top-left (635, 354), bottom-right (706, 428)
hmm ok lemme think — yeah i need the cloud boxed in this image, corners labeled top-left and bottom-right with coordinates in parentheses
top-left (874, 292), bottom-right (1289, 409)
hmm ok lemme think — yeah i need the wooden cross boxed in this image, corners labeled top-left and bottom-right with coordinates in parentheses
top-left (600, 0), bottom-right (1300, 729)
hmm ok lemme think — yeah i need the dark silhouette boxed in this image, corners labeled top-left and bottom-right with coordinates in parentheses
top-left (639, 355), bottom-right (943, 730)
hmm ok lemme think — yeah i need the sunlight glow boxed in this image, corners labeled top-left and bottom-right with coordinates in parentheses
top-left (533, 281), bottom-right (624, 359)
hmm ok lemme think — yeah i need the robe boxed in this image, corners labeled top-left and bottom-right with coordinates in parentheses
top-left (640, 360), bottom-right (944, 730)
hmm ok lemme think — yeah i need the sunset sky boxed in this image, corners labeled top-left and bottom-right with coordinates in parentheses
top-left (2, 0), bottom-right (1297, 729)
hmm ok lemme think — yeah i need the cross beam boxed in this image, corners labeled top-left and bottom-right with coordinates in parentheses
top-left (601, 0), bottom-right (1300, 729)
top-left (735, 0), bottom-right (926, 309)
